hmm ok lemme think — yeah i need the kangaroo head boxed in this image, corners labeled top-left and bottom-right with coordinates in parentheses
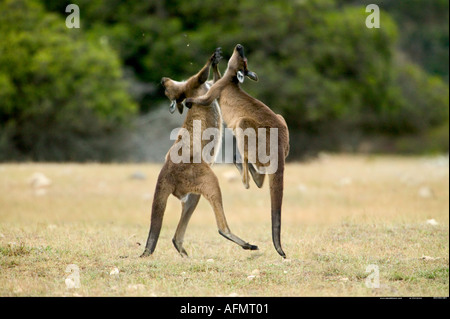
top-left (160, 78), bottom-right (186, 114)
top-left (161, 61), bottom-right (211, 114)
top-left (227, 44), bottom-right (258, 83)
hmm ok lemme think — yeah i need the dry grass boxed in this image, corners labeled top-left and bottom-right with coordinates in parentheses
top-left (0, 155), bottom-right (448, 296)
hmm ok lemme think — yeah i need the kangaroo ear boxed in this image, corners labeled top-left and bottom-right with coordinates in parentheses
top-left (176, 102), bottom-right (184, 114)
top-left (237, 70), bottom-right (245, 83)
top-left (246, 70), bottom-right (258, 82)
top-left (169, 100), bottom-right (177, 114)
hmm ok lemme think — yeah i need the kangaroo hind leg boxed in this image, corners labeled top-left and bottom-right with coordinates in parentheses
top-left (232, 137), bottom-right (265, 188)
top-left (250, 164), bottom-right (265, 188)
top-left (198, 168), bottom-right (258, 251)
top-left (172, 193), bottom-right (201, 257)
top-left (234, 119), bottom-right (257, 189)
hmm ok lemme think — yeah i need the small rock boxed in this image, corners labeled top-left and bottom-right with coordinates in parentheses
top-left (247, 269), bottom-right (260, 281)
top-left (110, 267), bottom-right (120, 276)
top-left (338, 177), bottom-right (352, 187)
top-left (318, 152), bottom-right (331, 162)
top-left (297, 184), bottom-right (308, 193)
top-left (228, 292), bottom-right (239, 297)
top-left (130, 171), bottom-right (146, 180)
top-left (206, 259), bottom-right (214, 263)
top-left (421, 255), bottom-right (440, 261)
top-left (426, 219), bottom-right (439, 226)
top-left (222, 170), bottom-right (238, 182)
top-left (127, 284), bottom-right (145, 291)
top-left (418, 186), bottom-right (433, 198)
top-left (29, 172), bottom-right (51, 188)
top-left (47, 224), bottom-right (57, 230)
top-left (142, 193), bottom-right (152, 201)
top-left (14, 287), bottom-right (23, 294)
top-left (251, 269), bottom-right (260, 276)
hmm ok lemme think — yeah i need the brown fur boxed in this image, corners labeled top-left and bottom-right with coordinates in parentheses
top-left (141, 49), bottom-right (257, 257)
top-left (185, 44), bottom-right (290, 258)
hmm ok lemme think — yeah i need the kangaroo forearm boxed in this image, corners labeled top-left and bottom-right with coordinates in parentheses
top-left (192, 93), bottom-right (217, 106)
top-left (212, 64), bottom-right (222, 82)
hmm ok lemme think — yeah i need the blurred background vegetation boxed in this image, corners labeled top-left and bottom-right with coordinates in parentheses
top-left (0, 0), bottom-right (448, 162)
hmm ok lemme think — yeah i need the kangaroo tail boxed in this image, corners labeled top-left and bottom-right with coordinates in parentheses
top-left (141, 181), bottom-right (172, 257)
top-left (268, 157), bottom-right (286, 258)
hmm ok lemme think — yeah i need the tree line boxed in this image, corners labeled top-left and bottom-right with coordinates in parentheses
top-left (0, 0), bottom-right (448, 161)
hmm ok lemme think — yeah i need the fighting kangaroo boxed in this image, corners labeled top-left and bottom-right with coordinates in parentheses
top-left (185, 44), bottom-right (290, 258)
top-left (141, 48), bottom-right (258, 257)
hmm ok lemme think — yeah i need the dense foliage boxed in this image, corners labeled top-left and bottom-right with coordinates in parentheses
top-left (0, 0), bottom-right (137, 161)
top-left (1, 0), bottom-right (448, 161)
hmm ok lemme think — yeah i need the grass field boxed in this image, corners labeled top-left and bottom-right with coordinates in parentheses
top-left (0, 155), bottom-right (448, 296)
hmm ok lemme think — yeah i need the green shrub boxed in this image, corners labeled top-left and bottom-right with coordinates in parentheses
top-left (0, 0), bottom-right (137, 161)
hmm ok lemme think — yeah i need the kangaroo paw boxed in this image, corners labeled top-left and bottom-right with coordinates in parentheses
top-left (140, 249), bottom-right (152, 258)
top-left (172, 238), bottom-right (189, 258)
top-left (242, 243), bottom-right (259, 251)
top-left (212, 47), bottom-right (222, 65)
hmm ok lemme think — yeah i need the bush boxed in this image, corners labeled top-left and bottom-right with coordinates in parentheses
top-left (0, 0), bottom-right (137, 161)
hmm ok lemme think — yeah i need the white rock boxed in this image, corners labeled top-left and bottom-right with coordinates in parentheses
top-left (13, 287), bottom-right (23, 294)
top-left (338, 177), bottom-right (352, 186)
top-left (127, 284), bottom-right (145, 291)
top-left (142, 193), bottom-right (152, 201)
top-left (29, 172), bottom-right (51, 188)
top-left (222, 170), bottom-right (238, 182)
top-left (130, 171), bottom-right (147, 180)
top-left (418, 186), bottom-right (433, 198)
top-left (206, 259), bottom-right (214, 263)
top-left (421, 255), bottom-right (440, 261)
top-left (426, 219), bottom-right (439, 226)
top-left (297, 184), bottom-right (308, 193)
top-left (110, 267), bottom-right (120, 276)
top-left (251, 269), bottom-right (260, 276)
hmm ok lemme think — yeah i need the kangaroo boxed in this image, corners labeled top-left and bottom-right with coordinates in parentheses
top-left (185, 44), bottom-right (290, 258)
top-left (141, 48), bottom-right (258, 257)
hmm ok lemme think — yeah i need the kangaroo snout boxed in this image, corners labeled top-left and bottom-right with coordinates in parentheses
top-left (236, 44), bottom-right (244, 57)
